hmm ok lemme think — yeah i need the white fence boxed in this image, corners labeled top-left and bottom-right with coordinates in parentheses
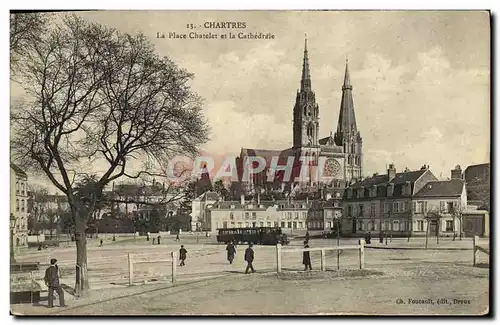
top-left (473, 235), bottom-right (489, 266)
top-left (127, 252), bottom-right (177, 285)
top-left (276, 239), bottom-right (366, 273)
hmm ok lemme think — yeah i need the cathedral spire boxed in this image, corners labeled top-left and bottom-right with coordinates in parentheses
top-left (334, 58), bottom-right (358, 145)
top-left (343, 57), bottom-right (351, 89)
top-left (301, 34), bottom-right (311, 91)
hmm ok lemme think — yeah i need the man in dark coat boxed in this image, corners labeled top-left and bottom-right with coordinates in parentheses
top-left (305, 231), bottom-right (310, 242)
top-left (365, 232), bottom-right (372, 244)
top-left (179, 245), bottom-right (187, 266)
top-left (303, 241), bottom-right (312, 271)
top-left (44, 258), bottom-right (66, 308)
top-left (244, 243), bottom-right (255, 274)
top-left (226, 241), bottom-right (237, 264)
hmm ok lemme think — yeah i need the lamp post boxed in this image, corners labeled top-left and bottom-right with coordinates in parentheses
top-left (10, 213), bottom-right (16, 264)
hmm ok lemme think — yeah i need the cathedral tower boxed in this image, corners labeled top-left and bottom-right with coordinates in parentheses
top-left (293, 36), bottom-right (320, 149)
top-left (334, 59), bottom-right (363, 183)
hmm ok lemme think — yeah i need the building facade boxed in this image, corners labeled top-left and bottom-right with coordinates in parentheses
top-left (207, 196), bottom-right (310, 234)
top-left (342, 164), bottom-right (470, 238)
top-left (10, 163), bottom-right (29, 247)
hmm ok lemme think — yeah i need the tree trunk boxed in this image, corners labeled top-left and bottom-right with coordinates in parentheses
top-left (436, 219), bottom-right (440, 245)
top-left (74, 216), bottom-right (89, 296)
top-left (459, 217), bottom-right (463, 240)
top-left (425, 218), bottom-right (430, 249)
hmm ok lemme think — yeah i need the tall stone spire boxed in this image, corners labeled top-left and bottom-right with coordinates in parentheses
top-left (335, 58), bottom-right (357, 145)
top-left (301, 34), bottom-right (311, 91)
top-left (334, 58), bottom-right (363, 184)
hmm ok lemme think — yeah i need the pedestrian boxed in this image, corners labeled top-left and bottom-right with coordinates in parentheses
top-left (303, 240), bottom-right (312, 271)
top-left (305, 231), bottom-right (310, 242)
top-left (152, 237), bottom-right (156, 245)
top-left (176, 233), bottom-right (180, 241)
top-left (244, 243), bottom-right (255, 274)
top-left (226, 241), bottom-right (237, 264)
top-left (44, 258), bottom-right (66, 308)
top-left (379, 231), bottom-right (384, 244)
top-left (157, 235), bottom-right (161, 245)
top-left (99, 239), bottom-right (103, 247)
top-left (179, 245), bottom-right (187, 266)
top-left (365, 232), bottom-right (372, 244)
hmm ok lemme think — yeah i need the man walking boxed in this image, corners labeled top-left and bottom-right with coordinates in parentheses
top-left (226, 241), bottom-right (237, 264)
top-left (244, 243), bottom-right (255, 274)
top-left (44, 258), bottom-right (66, 308)
top-left (303, 241), bottom-right (312, 271)
top-left (179, 245), bottom-right (187, 266)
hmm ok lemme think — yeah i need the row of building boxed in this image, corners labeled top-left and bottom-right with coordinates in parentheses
top-left (194, 163), bottom-right (489, 238)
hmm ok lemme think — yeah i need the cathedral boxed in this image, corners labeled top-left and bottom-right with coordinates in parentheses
top-left (234, 36), bottom-right (363, 196)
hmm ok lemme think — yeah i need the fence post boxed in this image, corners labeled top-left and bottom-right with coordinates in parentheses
top-left (359, 239), bottom-right (365, 269)
top-left (473, 235), bottom-right (478, 266)
top-left (171, 251), bottom-right (177, 283)
top-left (276, 244), bottom-right (282, 273)
top-left (128, 253), bottom-right (134, 286)
top-left (321, 249), bottom-right (326, 272)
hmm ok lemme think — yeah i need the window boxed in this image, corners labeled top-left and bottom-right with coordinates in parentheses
top-left (357, 220), bottom-right (363, 231)
top-left (319, 222), bottom-right (323, 229)
top-left (252, 212), bottom-right (257, 219)
top-left (392, 220), bottom-right (400, 231)
top-left (280, 205), bottom-right (285, 209)
top-left (446, 220), bottom-right (453, 232)
top-left (404, 201), bottom-right (409, 212)
top-left (287, 222), bottom-right (292, 228)
top-left (303, 212), bottom-right (307, 219)
top-left (370, 203), bottom-right (376, 217)
top-left (281, 222), bottom-right (285, 228)
top-left (223, 221), bottom-right (227, 229)
top-left (238, 222), bottom-right (242, 227)
top-left (245, 212), bottom-right (249, 219)
top-left (260, 222), bottom-right (264, 227)
top-left (267, 221), bottom-right (271, 227)
top-left (400, 221), bottom-right (406, 231)
top-left (359, 204), bottom-right (364, 217)
top-left (392, 202), bottom-right (398, 213)
top-left (231, 222), bottom-right (235, 227)
top-left (295, 212), bottom-right (300, 219)
top-left (274, 222), bottom-right (278, 227)
top-left (230, 204), bottom-right (235, 209)
top-left (417, 220), bottom-right (424, 231)
top-left (347, 205), bottom-right (353, 217)
top-left (21, 199), bottom-right (24, 212)
top-left (16, 199), bottom-right (20, 211)
top-left (326, 221), bottom-right (331, 229)
top-left (245, 222), bottom-right (250, 227)
top-left (230, 212), bottom-right (234, 220)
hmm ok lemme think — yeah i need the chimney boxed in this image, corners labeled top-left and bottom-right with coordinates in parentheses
top-left (451, 165), bottom-right (463, 180)
top-left (387, 163), bottom-right (396, 180)
top-left (240, 194), bottom-right (245, 205)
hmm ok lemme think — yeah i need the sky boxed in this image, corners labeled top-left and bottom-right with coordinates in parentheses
top-left (11, 10), bottom-right (490, 190)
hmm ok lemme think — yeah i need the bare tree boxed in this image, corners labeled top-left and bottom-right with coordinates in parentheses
top-left (10, 12), bottom-right (52, 73)
top-left (451, 203), bottom-right (465, 241)
top-left (11, 15), bottom-right (209, 295)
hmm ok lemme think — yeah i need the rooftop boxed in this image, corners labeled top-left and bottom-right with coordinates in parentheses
top-left (413, 179), bottom-right (465, 198)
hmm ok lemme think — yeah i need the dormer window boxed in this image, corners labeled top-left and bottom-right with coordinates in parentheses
top-left (248, 204), bottom-right (253, 209)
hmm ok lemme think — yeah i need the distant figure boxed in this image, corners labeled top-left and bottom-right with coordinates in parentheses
top-left (38, 244), bottom-right (42, 251)
top-left (99, 239), bottom-right (103, 247)
top-left (157, 235), bottom-right (161, 245)
top-left (226, 241), bottom-right (237, 264)
top-left (379, 232), bottom-right (384, 244)
top-left (152, 237), bottom-right (156, 245)
top-left (303, 241), bottom-right (312, 271)
top-left (179, 245), bottom-right (187, 266)
top-left (244, 243), bottom-right (255, 274)
top-left (112, 235), bottom-right (116, 242)
top-left (146, 234), bottom-right (150, 241)
top-left (44, 258), bottom-right (66, 308)
top-left (365, 232), bottom-right (372, 244)
top-left (305, 231), bottom-right (310, 242)
top-left (176, 233), bottom-right (180, 241)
